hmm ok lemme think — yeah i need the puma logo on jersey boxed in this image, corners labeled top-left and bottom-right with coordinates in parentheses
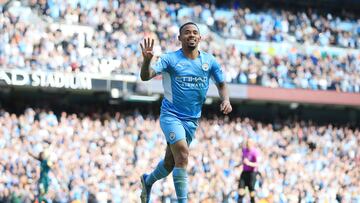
top-left (175, 63), bottom-right (186, 68)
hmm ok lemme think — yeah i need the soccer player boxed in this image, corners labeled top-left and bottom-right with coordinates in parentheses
top-left (237, 138), bottom-right (259, 203)
top-left (139, 22), bottom-right (232, 203)
top-left (29, 150), bottom-right (52, 203)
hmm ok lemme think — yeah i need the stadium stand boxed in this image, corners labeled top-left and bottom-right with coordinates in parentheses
top-left (0, 0), bottom-right (360, 202)
top-left (0, 108), bottom-right (359, 202)
top-left (0, 1), bottom-right (359, 92)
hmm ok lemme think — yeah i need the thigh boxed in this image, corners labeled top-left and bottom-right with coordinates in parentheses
top-left (38, 178), bottom-right (49, 194)
top-left (238, 172), bottom-right (246, 189)
top-left (247, 172), bottom-right (257, 191)
top-left (160, 114), bottom-right (186, 145)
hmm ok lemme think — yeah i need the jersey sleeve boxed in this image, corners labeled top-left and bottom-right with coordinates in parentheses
top-left (210, 58), bottom-right (225, 84)
top-left (151, 54), bottom-right (170, 75)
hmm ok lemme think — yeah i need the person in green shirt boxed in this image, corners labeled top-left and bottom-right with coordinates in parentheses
top-left (29, 150), bottom-right (53, 203)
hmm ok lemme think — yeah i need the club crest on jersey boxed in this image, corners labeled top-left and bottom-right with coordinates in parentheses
top-left (202, 63), bottom-right (209, 71)
top-left (169, 132), bottom-right (175, 140)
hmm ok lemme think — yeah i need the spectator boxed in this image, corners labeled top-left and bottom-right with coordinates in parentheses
top-left (0, 1), bottom-right (359, 92)
top-left (0, 108), bottom-right (359, 202)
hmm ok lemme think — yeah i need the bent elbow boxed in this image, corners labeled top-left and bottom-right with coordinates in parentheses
top-left (140, 74), bottom-right (149, 81)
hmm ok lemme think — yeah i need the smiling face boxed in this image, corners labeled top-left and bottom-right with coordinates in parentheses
top-left (178, 24), bottom-right (201, 50)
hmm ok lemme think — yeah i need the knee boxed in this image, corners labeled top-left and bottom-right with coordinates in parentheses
top-left (238, 189), bottom-right (245, 196)
top-left (174, 149), bottom-right (189, 167)
top-left (250, 191), bottom-right (256, 197)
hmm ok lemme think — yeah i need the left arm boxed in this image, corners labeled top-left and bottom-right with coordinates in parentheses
top-left (244, 158), bottom-right (258, 168)
top-left (216, 82), bottom-right (232, 114)
top-left (28, 152), bottom-right (40, 161)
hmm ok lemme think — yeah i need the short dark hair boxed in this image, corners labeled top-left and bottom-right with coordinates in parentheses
top-left (179, 22), bottom-right (199, 34)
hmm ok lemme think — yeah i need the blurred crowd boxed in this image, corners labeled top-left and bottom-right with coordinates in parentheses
top-left (209, 7), bottom-right (360, 48)
top-left (0, 1), bottom-right (360, 92)
top-left (0, 108), bottom-right (359, 203)
top-left (32, 0), bottom-right (360, 48)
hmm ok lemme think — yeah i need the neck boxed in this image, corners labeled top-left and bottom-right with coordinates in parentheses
top-left (182, 47), bottom-right (199, 59)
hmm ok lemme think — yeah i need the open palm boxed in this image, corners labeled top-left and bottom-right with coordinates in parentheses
top-left (140, 38), bottom-right (154, 61)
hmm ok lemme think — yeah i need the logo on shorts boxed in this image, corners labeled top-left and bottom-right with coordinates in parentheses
top-left (202, 63), bottom-right (209, 71)
top-left (169, 132), bottom-right (175, 140)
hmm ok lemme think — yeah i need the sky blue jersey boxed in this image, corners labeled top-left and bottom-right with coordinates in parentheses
top-left (152, 49), bottom-right (224, 120)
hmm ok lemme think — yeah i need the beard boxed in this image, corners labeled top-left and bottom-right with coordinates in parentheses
top-left (187, 44), bottom-right (197, 50)
top-left (186, 41), bottom-right (198, 50)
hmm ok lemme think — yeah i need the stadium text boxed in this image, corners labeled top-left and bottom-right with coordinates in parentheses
top-left (0, 70), bottom-right (92, 90)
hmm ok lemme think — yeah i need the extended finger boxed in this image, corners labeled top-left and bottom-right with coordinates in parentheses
top-left (140, 43), bottom-right (144, 52)
top-left (147, 38), bottom-right (151, 48)
top-left (150, 39), bottom-right (154, 49)
top-left (144, 38), bottom-right (148, 48)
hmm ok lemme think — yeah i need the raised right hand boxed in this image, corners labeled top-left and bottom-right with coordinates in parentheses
top-left (140, 38), bottom-right (154, 61)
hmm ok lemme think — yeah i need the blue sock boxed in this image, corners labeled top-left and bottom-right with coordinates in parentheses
top-left (145, 160), bottom-right (171, 186)
top-left (173, 167), bottom-right (188, 203)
